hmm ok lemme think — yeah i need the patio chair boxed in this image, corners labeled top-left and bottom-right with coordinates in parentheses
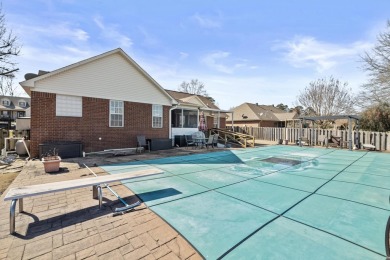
top-left (136, 135), bottom-right (150, 153)
top-left (184, 135), bottom-right (196, 149)
top-left (205, 134), bottom-right (215, 149)
top-left (362, 143), bottom-right (376, 151)
top-left (300, 137), bottom-right (309, 146)
top-left (193, 131), bottom-right (206, 148)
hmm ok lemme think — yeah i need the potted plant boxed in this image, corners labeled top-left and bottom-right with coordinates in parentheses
top-left (42, 148), bottom-right (61, 173)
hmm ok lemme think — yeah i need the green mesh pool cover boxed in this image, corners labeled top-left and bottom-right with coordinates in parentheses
top-left (101, 146), bottom-right (389, 259)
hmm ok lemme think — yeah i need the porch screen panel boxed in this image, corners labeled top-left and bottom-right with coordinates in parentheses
top-left (183, 110), bottom-right (198, 128)
top-left (171, 109), bottom-right (182, 127)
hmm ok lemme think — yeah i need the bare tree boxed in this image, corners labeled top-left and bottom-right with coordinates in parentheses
top-left (178, 79), bottom-right (208, 96)
top-left (297, 76), bottom-right (355, 116)
top-left (0, 76), bottom-right (19, 96)
top-left (178, 79), bottom-right (216, 104)
top-left (0, 5), bottom-right (20, 96)
top-left (357, 20), bottom-right (390, 107)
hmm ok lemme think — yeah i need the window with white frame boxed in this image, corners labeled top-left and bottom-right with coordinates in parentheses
top-left (213, 116), bottom-right (218, 128)
top-left (18, 101), bottom-right (26, 107)
top-left (152, 104), bottom-right (163, 128)
top-left (110, 100), bottom-right (124, 127)
top-left (56, 95), bottom-right (82, 117)
top-left (2, 99), bottom-right (10, 106)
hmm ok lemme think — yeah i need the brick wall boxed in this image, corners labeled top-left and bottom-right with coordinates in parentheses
top-left (30, 91), bottom-right (170, 158)
top-left (220, 118), bottom-right (226, 128)
top-left (204, 116), bottom-right (226, 129)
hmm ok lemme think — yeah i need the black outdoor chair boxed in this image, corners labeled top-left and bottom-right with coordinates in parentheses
top-left (184, 135), bottom-right (196, 149)
top-left (136, 135), bottom-right (150, 153)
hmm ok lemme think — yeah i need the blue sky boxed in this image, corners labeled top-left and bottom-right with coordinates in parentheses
top-left (5, 0), bottom-right (390, 110)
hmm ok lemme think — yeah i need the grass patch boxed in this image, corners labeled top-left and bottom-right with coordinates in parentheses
top-left (0, 172), bottom-right (18, 194)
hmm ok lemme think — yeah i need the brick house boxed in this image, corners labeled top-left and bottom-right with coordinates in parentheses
top-left (227, 102), bottom-right (298, 127)
top-left (20, 48), bottom-right (177, 158)
top-left (165, 90), bottom-right (229, 137)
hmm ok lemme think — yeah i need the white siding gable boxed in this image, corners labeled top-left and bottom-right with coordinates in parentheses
top-left (33, 53), bottom-right (172, 106)
top-left (181, 96), bottom-right (205, 107)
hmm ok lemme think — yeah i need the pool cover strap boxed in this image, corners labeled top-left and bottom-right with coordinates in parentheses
top-left (386, 216), bottom-right (390, 257)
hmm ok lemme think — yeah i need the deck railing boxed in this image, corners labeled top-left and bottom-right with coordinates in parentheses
top-left (209, 128), bottom-right (255, 148)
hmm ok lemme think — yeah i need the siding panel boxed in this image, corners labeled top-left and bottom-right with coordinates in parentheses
top-left (34, 53), bottom-right (172, 106)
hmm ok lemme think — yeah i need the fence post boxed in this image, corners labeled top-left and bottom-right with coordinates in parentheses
top-left (229, 127), bottom-right (389, 151)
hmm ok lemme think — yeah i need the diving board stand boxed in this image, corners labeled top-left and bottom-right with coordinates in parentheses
top-left (4, 168), bottom-right (163, 234)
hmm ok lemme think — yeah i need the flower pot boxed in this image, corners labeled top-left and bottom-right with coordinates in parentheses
top-left (42, 156), bottom-right (61, 173)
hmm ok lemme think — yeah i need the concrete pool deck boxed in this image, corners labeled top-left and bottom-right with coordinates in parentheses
top-left (0, 147), bottom-right (226, 260)
top-left (101, 145), bottom-right (390, 259)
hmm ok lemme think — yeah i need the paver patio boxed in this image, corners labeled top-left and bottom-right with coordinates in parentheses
top-left (0, 148), bottom-right (218, 260)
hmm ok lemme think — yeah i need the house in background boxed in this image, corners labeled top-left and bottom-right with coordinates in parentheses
top-left (227, 102), bottom-right (298, 127)
top-left (20, 48), bottom-right (177, 158)
top-left (0, 96), bottom-right (30, 120)
top-left (0, 96), bottom-right (30, 129)
top-left (165, 90), bottom-right (230, 137)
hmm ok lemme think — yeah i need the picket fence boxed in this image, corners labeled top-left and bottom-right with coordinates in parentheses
top-left (228, 126), bottom-right (390, 151)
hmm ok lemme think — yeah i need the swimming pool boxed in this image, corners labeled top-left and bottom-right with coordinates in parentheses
top-left (101, 146), bottom-right (389, 259)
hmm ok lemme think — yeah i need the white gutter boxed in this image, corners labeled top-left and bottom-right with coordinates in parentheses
top-left (199, 107), bottom-right (233, 113)
top-left (169, 105), bottom-right (178, 140)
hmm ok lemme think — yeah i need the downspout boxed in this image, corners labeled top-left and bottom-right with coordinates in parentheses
top-left (217, 111), bottom-right (220, 128)
top-left (197, 108), bottom-right (200, 130)
top-left (169, 104), bottom-right (178, 141)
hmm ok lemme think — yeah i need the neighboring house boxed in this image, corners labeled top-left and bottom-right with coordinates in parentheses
top-left (20, 48), bottom-right (177, 157)
top-left (165, 90), bottom-right (230, 137)
top-left (0, 96), bottom-right (31, 121)
top-left (227, 102), bottom-right (298, 127)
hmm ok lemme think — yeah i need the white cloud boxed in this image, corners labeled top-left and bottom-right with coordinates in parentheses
top-left (192, 13), bottom-right (221, 29)
top-left (274, 36), bottom-right (373, 72)
top-left (201, 51), bottom-right (233, 74)
top-left (179, 52), bottom-right (189, 60)
top-left (19, 45), bottom-right (92, 65)
top-left (138, 26), bottom-right (160, 47)
top-left (13, 22), bottom-right (89, 43)
top-left (47, 24), bottom-right (89, 41)
top-left (93, 16), bottom-right (132, 48)
top-left (200, 52), bottom-right (255, 74)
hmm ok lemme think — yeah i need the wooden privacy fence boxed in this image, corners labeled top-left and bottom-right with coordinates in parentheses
top-left (228, 126), bottom-right (390, 151)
